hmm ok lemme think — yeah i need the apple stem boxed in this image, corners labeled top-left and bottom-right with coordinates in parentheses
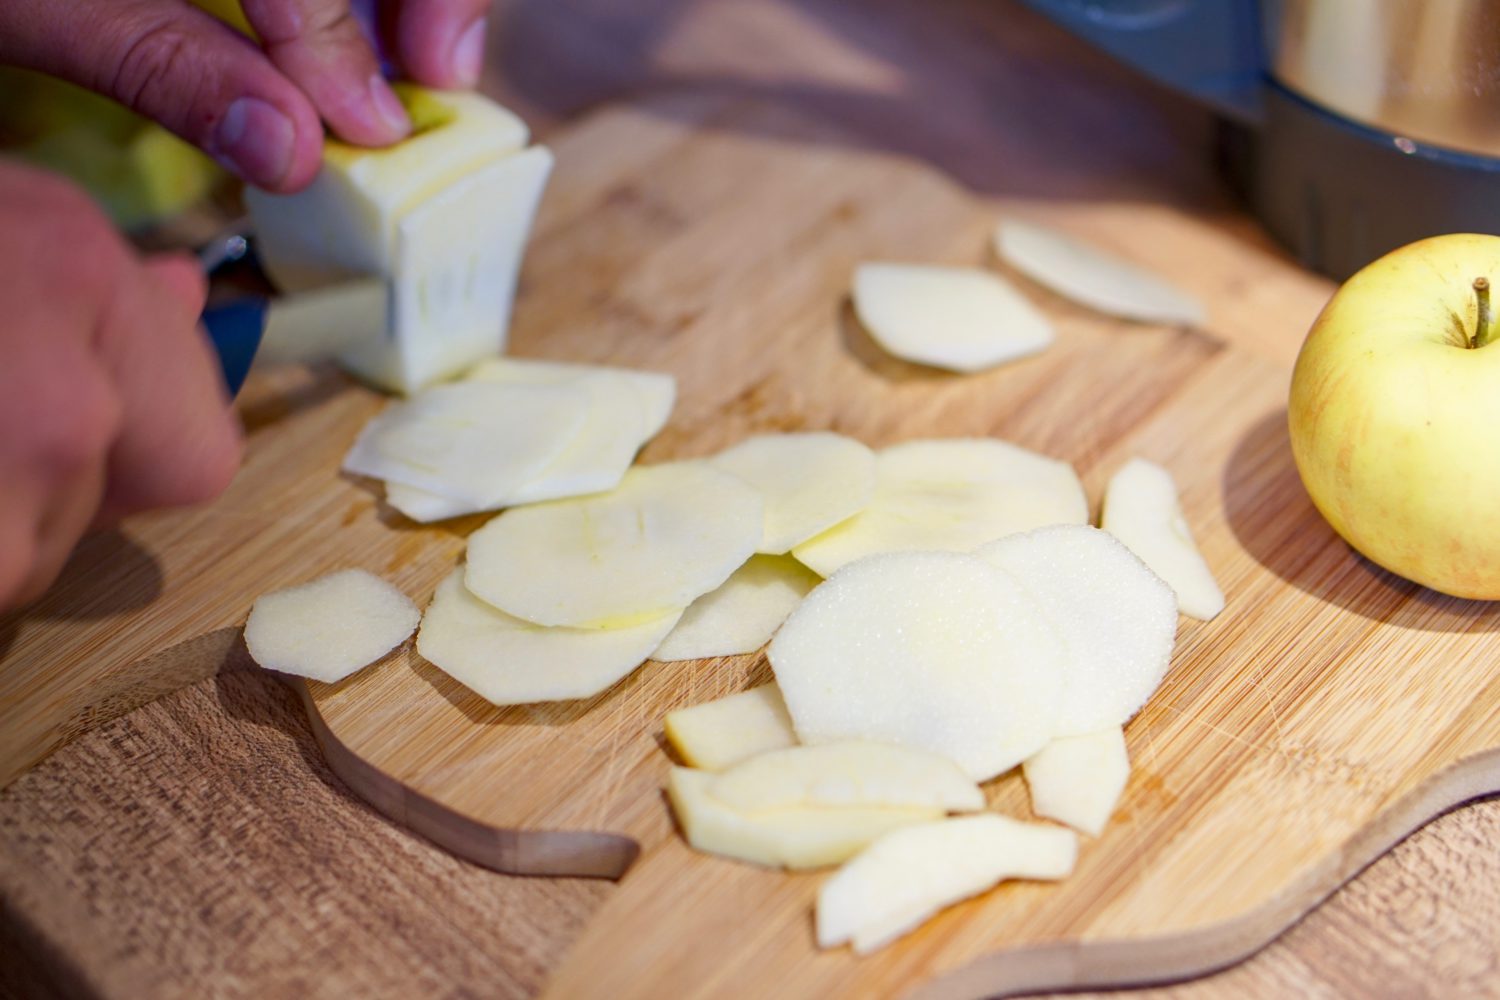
top-left (1475, 277), bottom-right (1494, 349)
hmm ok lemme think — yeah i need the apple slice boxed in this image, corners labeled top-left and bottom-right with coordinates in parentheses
top-left (977, 525), bottom-right (1177, 736)
top-left (465, 461), bottom-right (763, 628)
top-left (1023, 726), bottom-right (1129, 837)
top-left (663, 684), bottom-right (798, 771)
top-left (994, 218), bottom-right (1206, 326)
top-left (791, 438), bottom-right (1088, 578)
top-left (852, 263), bottom-right (1053, 372)
top-left (667, 767), bottom-right (941, 870)
top-left (244, 569), bottom-right (419, 683)
top-left (464, 357), bottom-right (676, 438)
top-left (817, 815), bottom-right (1078, 953)
top-left (1102, 458), bottom-right (1225, 621)
top-left (709, 433), bottom-right (876, 554)
top-left (416, 568), bottom-right (681, 705)
top-left (768, 550), bottom-right (1065, 781)
top-left (651, 554), bottom-right (820, 662)
top-left (708, 741), bottom-right (984, 814)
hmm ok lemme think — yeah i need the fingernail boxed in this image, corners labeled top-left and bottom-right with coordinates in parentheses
top-left (213, 98), bottom-right (295, 187)
top-left (369, 75), bottom-right (411, 137)
top-left (451, 18), bottom-right (487, 86)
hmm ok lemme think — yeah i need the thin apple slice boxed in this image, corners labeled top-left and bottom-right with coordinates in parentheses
top-left (708, 741), bottom-right (983, 814)
top-left (977, 525), bottom-right (1177, 736)
top-left (667, 767), bottom-right (941, 870)
top-left (768, 550), bottom-right (1065, 781)
top-left (465, 461), bottom-right (763, 628)
top-left (852, 263), bottom-right (1053, 372)
top-left (709, 432), bottom-right (876, 554)
top-left (416, 568), bottom-right (680, 705)
top-left (995, 218), bottom-right (1206, 326)
top-left (791, 438), bottom-right (1088, 578)
top-left (651, 555), bottom-right (820, 662)
top-left (1102, 458), bottom-right (1225, 620)
top-left (464, 357), bottom-right (676, 438)
top-left (817, 815), bottom-right (1078, 953)
top-left (244, 569), bottom-right (419, 683)
top-left (1023, 726), bottom-right (1129, 837)
top-left (663, 684), bottom-right (798, 771)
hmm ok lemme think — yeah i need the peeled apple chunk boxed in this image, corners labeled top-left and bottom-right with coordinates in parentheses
top-left (416, 568), bottom-right (680, 705)
top-left (978, 525), bottom-right (1177, 736)
top-left (852, 263), bottom-right (1053, 372)
top-left (816, 815), bottom-right (1078, 953)
top-left (244, 569), bottom-right (419, 683)
top-left (1102, 458), bottom-right (1225, 620)
top-left (710, 432), bottom-right (877, 554)
top-left (1023, 727), bottom-right (1130, 837)
top-left (667, 767), bottom-right (941, 870)
top-left (791, 438), bottom-right (1088, 578)
top-left (768, 551), bottom-right (1066, 781)
top-left (708, 741), bottom-right (984, 814)
top-left (465, 462), bottom-right (764, 628)
top-left (651, 555), bottom-right (820, 662)
top-left (994, 218), bottom-right (1206, 326)
top-left (663, 684), bottom-right (798, 771)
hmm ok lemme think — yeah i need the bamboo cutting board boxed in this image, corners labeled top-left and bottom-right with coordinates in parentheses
top-left (5, 90), bottom-right (1500, 999)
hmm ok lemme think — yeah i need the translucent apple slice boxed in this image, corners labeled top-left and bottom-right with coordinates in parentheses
top-left (416, 568), bottom-right (681, 705)
top-left (465, 461), bottom-right (763, 628)
top-left (1102, 458), bottom-right (1225, 620)
top-left (852, 263), bottom-right (1053, 372)
top-left (791, 438), bottom-right (1088, 578)
top-left (708, 741), bottom-right (984, 814)
top-left (465, 357), bottom-right (676, 438)
top-left (817, 815), bottom-right (1077, 953)
top-left (709, 432), bottom-right (876, 554)
top-left (768, 550), bottom-right (1066, 781)
top-left (651, 555), bottom-right (820, 662)
top-left (995, 218), bottom-right (1206, 326)
top-left (663, 684), bottom-right (798, 771)
top-left (667, 767), bottom-right (940, 870)
top-left (244, 569), bottom-right (419, 683)
top-left (977, 525), bottom-right (1177, 736)
top-left (1023, 726), bottom-right (1129, 837)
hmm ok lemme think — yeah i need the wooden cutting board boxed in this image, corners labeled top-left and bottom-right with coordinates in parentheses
top-left (6, 88), bottom-right (1500, 999)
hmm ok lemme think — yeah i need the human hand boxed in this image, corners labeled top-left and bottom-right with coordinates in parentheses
top-left (0, 0), bottom-right (493, 191)
top-left (0, 159), bottom-right (243, 611)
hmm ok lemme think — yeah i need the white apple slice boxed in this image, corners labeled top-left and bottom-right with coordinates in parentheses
top-left (709, 433), bottom-right (876, 555)
top-left (244, 569), bottom-right (419, 683)
top-left (852, 263), bottom-right (1053, 372)
top-left (663, 684), bottom-right (798, 771)
top-left (1023, 726), bottom-right (1129, 837)
top-left (768, 550), bottom-right (1066, 781)
top-left (651, 555), bottom-right (820, 662)
top-left (667, 767), bottom-right (940, 870)
top-left (791, 438), bottom-right (1088, 578)
top-left (465, 461), bottom-right (764, 628)
top-left (994, 218), bottom-right (1206, 326)
top-left (708, 741), bottom-right (984, 814)
top-left (464, 357), bottom-right (676, 438)
top-left (817, 815), bottom-right (1078, 953)
top-left (977, 525), bottom-right (1177, 736)
top-left (416, 568), bottom-right (680, 705)
top-left (1102, 458), bottom-right (1225, 621)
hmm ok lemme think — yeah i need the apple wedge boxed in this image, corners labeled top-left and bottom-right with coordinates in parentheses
top-left (817, 815), bottom-right (1078, 953)
top-left (667, 767), bottom-right (941, 870)
top-left (663, 684), bottom-right (798, 771)
top-left (1023, 726), bottom-right (1130, 837)
top-left (852, 263), bottom-right (1053, 372)
top-left (651, 554), bottom-right (820, 662)
top-left (791, 438), bottom-right (1088, 578)
top-left (708, 741), bottom-right (984, 814)
top-left (1102, 458), bottom-right (1225, 621)
top-left (709, 432), bottom-right (876, 554)
top-left (244, 569), bottom-right (419, 683)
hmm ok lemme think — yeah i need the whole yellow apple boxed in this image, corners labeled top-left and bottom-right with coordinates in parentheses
top-left (1289, 233), bottom-right (1500, 599)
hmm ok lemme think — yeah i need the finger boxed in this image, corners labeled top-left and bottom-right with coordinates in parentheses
top-left (392, 0), bottom-right (492, 89)
top-left (12, 455), bottom-right (108, 609)
top-left (241, 0), bottom-right (411, 146)
top-left (0, 0), bottom-right (324, 191)
top-left (144, 250), bottom-right (210, 315)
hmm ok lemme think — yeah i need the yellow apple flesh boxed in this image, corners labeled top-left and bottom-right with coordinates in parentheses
top-left (1288, 233), bottom-right (1500, 599)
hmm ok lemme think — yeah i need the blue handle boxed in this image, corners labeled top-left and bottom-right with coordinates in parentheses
top-left (201, 298), bottom-right (267, 398)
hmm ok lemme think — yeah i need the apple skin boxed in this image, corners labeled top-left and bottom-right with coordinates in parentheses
top-left (1288, 233), bottom-right (1500, 600)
